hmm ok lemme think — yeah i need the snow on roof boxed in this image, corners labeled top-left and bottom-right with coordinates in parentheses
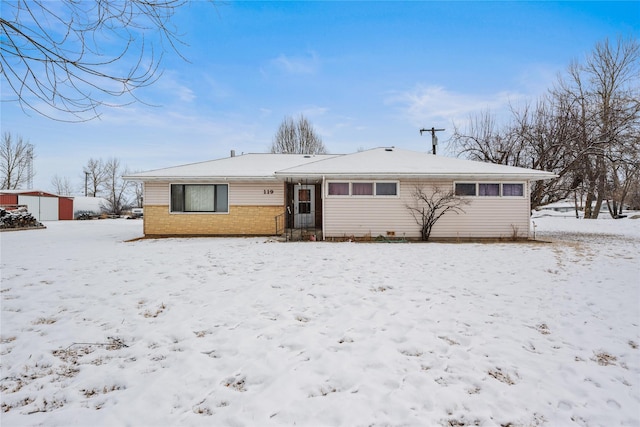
top-left (0, 189), bottom-right (72, 198)
top-left (124, 148), bottom-right (557, 182)
top-left (276, 147), bottom-right (557, 181)
top-left (124, 153), bottom-right (339, 182)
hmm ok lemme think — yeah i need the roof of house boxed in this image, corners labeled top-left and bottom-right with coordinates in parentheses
top-left (124, 148), bottom-right (557, 182)
top-left (124, 153), bottom-right (338, 182)
top-left (276, 147), bottom-right (557, 181)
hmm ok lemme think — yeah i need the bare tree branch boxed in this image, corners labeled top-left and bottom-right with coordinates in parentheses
top-left (1, 0), bottom-right (200, 121)
top-left (406, 186), bottom-right (468, 241)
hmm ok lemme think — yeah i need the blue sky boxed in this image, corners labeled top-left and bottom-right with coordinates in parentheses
top-left (2, 1), bottom-right (638, 193)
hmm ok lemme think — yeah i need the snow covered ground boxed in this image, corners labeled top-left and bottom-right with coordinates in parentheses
top-left (1, 214), bottom-right (639, 426)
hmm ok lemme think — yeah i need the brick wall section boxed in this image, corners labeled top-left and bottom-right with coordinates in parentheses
top-left (144, 205), bottom-right (284, 236)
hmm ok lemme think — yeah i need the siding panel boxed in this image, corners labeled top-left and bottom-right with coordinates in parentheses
top-left (230, 182), bottom-right (285, 206)
top-left (144, 182), bottom-right (169, 205)
top-left (324, 180), bottom-right (531, 239)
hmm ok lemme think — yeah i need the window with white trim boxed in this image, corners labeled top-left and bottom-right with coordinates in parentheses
top-left (455, 183), bottom-right (476, 196)
top-left (352, 182), bottom-right (373, 196)
top-left (376, 182), bottom-right (398, 196)
top-left (502, 183), bottom-right (524, 196)
top-left (171, 184), bottom-right (229, 212)
top-left (479, 183), bottom-right (500, 197)
top-left (327, 181), bottom-right (398, 197)
top-left (455, 182), bottom-right (525, 197)
top-left (328, 182), bottom-right (349, 196)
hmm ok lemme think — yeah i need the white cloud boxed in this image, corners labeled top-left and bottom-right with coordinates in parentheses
top-left (259, 108), bottom-right (272, 118)
top-left (387, 84), bottom-right (527, 129)
top-left (300, 105), bottom-right (329, 118)
top-left (152, 72), bottom-right (197, 103)
top-left (270, 51), bottom-right (320, 74)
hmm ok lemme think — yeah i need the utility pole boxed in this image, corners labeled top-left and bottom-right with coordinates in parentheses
top-left (84, 171), bottom-right (89, 196)
top-left (420, 127), bottom-right (445, 155)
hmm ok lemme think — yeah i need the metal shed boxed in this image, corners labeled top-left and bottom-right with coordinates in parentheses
top-left (0, 190), bottom-right (74, 221)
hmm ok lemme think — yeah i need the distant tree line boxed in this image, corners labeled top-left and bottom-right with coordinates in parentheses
top-left (450, 36), bottom-right (639, 218)
top-left (1, 132), bottom-right (34, 190)
top-left (1, 132), bottom-right (138, 215)
top-left (81, 157), bottom-right (141, 215)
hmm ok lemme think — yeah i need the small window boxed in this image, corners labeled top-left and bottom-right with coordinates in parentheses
top-left (376, 182), bottom-right (397, 196)
top-left (328, 182), bottom-right (349, 196)
top-left (171, 184), bottom-right (228, 212)
top-left (503, 183), bottom-right (524, 197)
top-left (215, 185), bottom-right (229, 212)
top-left (479, 183), bottom-right (500, 196)
top-left (352, 182), bottom-right (373, 196)
top-left (455, 183), bottom-right (476, 196)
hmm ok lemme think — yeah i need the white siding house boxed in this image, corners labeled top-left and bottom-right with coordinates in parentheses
top-left (125, 148), bottom-right (556, 239)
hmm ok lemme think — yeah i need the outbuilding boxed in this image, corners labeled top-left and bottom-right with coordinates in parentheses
top-left (0, 190), bottom-right (74, 221)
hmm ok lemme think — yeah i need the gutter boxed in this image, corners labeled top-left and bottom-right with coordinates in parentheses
top-left (275, 172), bottom-right (558, 182)
top-left (122, 176), bottom-right (282, 183)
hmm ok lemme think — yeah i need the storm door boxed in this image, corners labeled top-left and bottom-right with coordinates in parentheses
top-left (293, 184), bottom-right (315, 228)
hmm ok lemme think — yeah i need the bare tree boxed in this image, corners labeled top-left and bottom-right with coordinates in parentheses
top-left (51, 175), bottom-right (74, 196)
top-left (270, 115), bottom-right (327, 154)
top-left (450, 105), bottom-right (568, 210)
top-left (102, 158), bottom-right (132, 215)
top-left (553, 36), bottom-right (639, 218)
top-left (626, 174), bottom-right (640, 210)
top-left (451, 36), bottom-right (639, 218)
top-left (83, 158), bottom-right (107, 197)
top-left (406, 186), bottom-right (469, 241)
top-left (129, 173), bottom-right (144, 208)
top-left (509, 97), bottom-right (579, 209)
top-left (0, 0), bottom-right (201, 121)
top-left (1, 132), bottom-right (34, 189)
top-left (451, 110), bottom-right (522, 166)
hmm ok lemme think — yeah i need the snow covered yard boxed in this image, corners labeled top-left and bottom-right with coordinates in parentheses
top-left (1, 216), bottom-right (639, 427)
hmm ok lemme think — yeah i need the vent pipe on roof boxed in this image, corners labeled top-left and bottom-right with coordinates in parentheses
top-left (230, 150), bottom-right (236, 157)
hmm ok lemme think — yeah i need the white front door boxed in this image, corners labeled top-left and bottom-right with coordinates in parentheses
top-left (293, 184), bottom-right (315, 228)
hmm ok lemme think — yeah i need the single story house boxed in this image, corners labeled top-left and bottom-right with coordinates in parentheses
top-left (124, 147), bottom-right (557, 240)
top-left (0, 190), bottom-right (73, 221)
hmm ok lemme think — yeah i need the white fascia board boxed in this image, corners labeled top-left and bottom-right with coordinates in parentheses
top-left (124, 176), bottom-right (281, 182)
top-left (275, 172), bottom-right (558, 181)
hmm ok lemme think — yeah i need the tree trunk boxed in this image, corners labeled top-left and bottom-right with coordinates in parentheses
top-left (592, 156), bottom-right (606, 219)
top-left (584, 190), bottom-right (594, 219)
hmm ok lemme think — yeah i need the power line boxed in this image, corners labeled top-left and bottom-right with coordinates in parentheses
top-left (420, 127), bottom-right (445, 155)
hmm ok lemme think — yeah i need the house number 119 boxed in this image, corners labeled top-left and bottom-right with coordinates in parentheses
top-left (263, 189), bottom-right (274, 194)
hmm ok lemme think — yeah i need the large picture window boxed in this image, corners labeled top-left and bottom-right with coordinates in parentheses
top-left (171, 184), bottom-right (228, 213)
